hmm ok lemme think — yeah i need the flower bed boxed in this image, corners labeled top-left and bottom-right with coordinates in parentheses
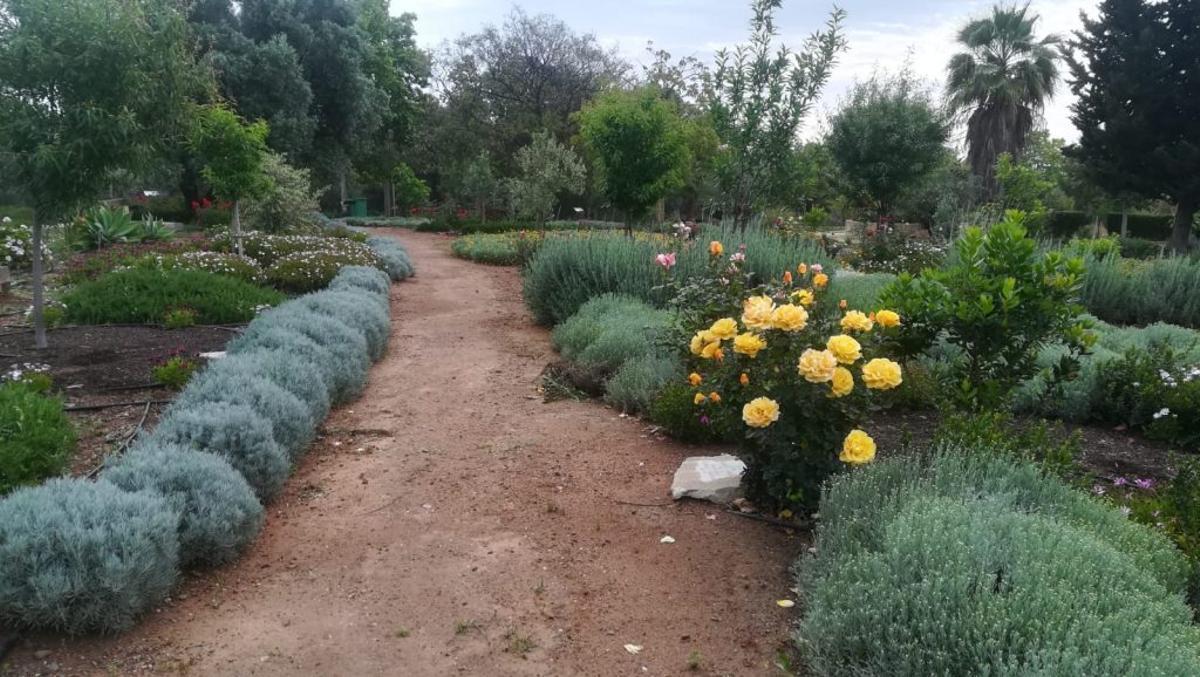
top-left (0, 239), bottom-right (410, 634)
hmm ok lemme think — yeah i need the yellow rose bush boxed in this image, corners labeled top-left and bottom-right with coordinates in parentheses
top-left (676, 252), bottom-right (905, 511)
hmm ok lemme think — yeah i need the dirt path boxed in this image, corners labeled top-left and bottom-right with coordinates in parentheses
top-left (6, 231), bottom-right (802, 677)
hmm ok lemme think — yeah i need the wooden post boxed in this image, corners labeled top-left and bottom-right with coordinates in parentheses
top-left (0, 265), bottom-right (9, 294)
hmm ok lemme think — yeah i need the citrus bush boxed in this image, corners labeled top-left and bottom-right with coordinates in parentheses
top-left (0, 381), bottom-right (75, 495)
top-left (62, 267), bottom-right (283, 325)
top-left (675, 245), bottom-right (903, 511)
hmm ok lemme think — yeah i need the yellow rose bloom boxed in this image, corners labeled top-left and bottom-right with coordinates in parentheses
top-left (708, 317), bottom-right (738, 340)
top-left (709, 240), bottom-right (724, 257)
top-left (841, 310), bottom-right (874, 333)
top-left (742, 397), bottom-right (780, 428)
top-left (826, 334), bottom-right (862, 365)
top-left (875, 309), bottom-right (901, 328)
top-left (690, 329), bottom-right (716, 355)
top-left (862, 358), bottom-right (903, 390)
top-left (694, 392), bottom-right (708, 405)
top-left (797, 263), bottom-right (808, 276)
top-left (688, 372), bottom-right (702, 386)
top-left (709, 392), bottom-right (721, 403)
top-left (797, 348), bottom-right (838, 383)
top-left (770, 304), bottom-right (808, 331)
top-left (741, 295), bottom-right (776, 330)
top-left (829, 367), bottom-right (854, 398)
top-left (700, 341), bottom-right (724, 360)
top-left (840, 429), bottom-right (876, 465)
top-left (790, 289), bottom-right (815, 308)
top-left (813, 272), bottom-right (829, 289)
top-left (739, 372), bottom-right (750, 385)
top-left (733, 332), bottom-right (767, 358)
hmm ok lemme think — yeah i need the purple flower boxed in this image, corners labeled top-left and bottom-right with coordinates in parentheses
top-left (1112, 477), bottom-right (1128, 487)
top-left (1134, 478), bottom-right (1155, 490)
top-left (699, 415), bottom-right (711, 426)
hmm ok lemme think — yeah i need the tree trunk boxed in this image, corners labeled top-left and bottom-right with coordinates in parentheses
top-left (232, 200), bottom-right (243, 257)
top-left (339, 169), bottom-right (348, 215)
top-left (30, 210), bottom-right (46, 350)
top-left (383, 182), bottom-right (393, 217)
top-left (1169, 196), bottom-right (1195, 253)
top-left (1120, 209), bottom-right (1128, 238)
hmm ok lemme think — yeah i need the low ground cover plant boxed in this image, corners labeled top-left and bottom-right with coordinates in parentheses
top-left (797, 449), bottom-right (1200, 675)
top-left (62, 267), bottom-right (283, 325)
top-left (0, 380), bottom-right (75, 495)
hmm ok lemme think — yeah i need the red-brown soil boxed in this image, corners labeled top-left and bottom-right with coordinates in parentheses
top-left (3, 230), bottom-right (802, 676)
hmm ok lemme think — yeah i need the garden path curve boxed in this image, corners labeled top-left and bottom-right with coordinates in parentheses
top-left (15, 230), bottom-right (800, 676)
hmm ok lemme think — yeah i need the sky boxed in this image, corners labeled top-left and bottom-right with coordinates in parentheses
top-left (391, 0), bottom-right (1100, 143)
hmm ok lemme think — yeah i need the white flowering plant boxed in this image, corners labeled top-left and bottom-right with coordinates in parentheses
top-left (1, 217), bottom-right (52, 269)
top-left (1097, 345), bottom-right (1200, 451)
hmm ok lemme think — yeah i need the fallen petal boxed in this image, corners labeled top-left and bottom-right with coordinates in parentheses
top-left (624, 644), bottom-right (643, 655)
top-left (659, 535), bottom-right (675, 544)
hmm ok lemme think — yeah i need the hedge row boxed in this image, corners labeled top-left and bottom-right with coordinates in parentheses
top-left (797, 449), bottom-right (1200, 675)
top-left (0, 249), bottom-right (407, 634)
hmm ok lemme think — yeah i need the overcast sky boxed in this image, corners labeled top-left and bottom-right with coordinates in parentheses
top-left (392, 0), bottom-right (1099, 143)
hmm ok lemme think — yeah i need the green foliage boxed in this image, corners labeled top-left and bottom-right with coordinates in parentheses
top-left (506, 131), bottom-right (586, 222)
top-left (826, 70), bottom-right (948, 215)
top-left (648, 382), bottom-right (734, 443)
top-left (73, 205), bottom-right (137, 250)
top-left (242, 152), bottom-right (324, 233)
top-left (1095, 345), bottom-right (1200, 450)
top-left (1081, 255), bottom-right (1200, 328)
top-left (451, 151), bottom-right (499, 219)
top-left (156, 251), bottom-right (263, 285)
top-left (577, 87), bottom-right (691, 224)
top-left (604, 354), bottom-right (682, 414)
top-left (227, 231), bottom-right (381, 268)
top-left (150, 401), bottom-right (290, 502)
top-left (932, 411), bottom-right (1079, 479)
top-left (843, 231), bottom-right (948, 275)
top-left (452, 231), bottom-right (529, 266)
top-left (522, 228), bottom-right (832, 326)
top-left (162, 308), bottom-right (197, 330)
top-left (0, 381), bottom-right (75, 495)
top-left (61, 268), bottom-right (283, 325)
top-left (103, 443), bottom-right (263, 568)
top-left (0, 478), bottom-right (179, 635)
top-left (189, 104), bottom-right (272, 204)
top-left (152, 356), bottom-right (198, 390)
top-left (880, 212), bottom-right (1091, 410)
top-left (552, 294), bottom-right (673, 372)
top-left (707, 0), bottom-right (847, 225)
top-left (392, 162), bottom-right (430, 209)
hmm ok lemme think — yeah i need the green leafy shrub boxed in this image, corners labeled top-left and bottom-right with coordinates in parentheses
top-left (173, 373), bottom-right (314, 462)
top-left (62, 268), bottom-right (282, 325)
top-left (648, 382), bottom-right (734, 443)
top-left (0, 381), bottom-right (75, 495)
top-left (152, 356), bottom-right (198, 390)
top-left (523, 227), bottom-right (832, 326)
top-left (161, 307), bottom-right (197, 329)
top-left (1081, 255), bottom-right (1200, 328)
top-left (365, 236), bottom-right (414, 280)
top-left (150, 401), bottom-right (290, 501)
top-left (234, 307), bottom-right (369, 403)
top-left (880, 212), bottom-right (1092, 410)
top-left (241, 152), bottom-right (323, 233)
top-left (59, 238), bottom-right (206, 284)
top-left (451, 231), bottom-right (526, 265)
top-left (103, 443), bottom-right (263, 568)
top-left (293, 290), bottom-right (390, 362)
top-left (797, 450), bottom-right (1199, 676)
top-left (0, 478), bottom-right (179, 634)
top-left (1118, 236), bottom-right (1163, 259)
top-left (843, 231), bottom-right (947, 275)
top-left (1095, 345), bottom-right (1200, 450)
top-left (552, 294), bottom-right (673, 374)
top-left (329, 265), bottom-right (391, 296)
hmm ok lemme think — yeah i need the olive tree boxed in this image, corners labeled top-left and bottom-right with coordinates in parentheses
top-left (506, 132), bottom-right (586, 223)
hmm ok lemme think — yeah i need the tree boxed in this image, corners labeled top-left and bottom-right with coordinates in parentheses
top-left (243, 152), bottom-right (325, 233)
top-left (706, 0), bottom-right (847, 228)
top-left (454, 151), bottom-right (499, 222)
top-left (0, 0), bottom-right (201, 348)
top-left (577, 87), bottom-right (691, 233)
top-left (391, 163), bottom-right (429, 212)
top-left (189, 105), bottom-right (272, 255)
top-left (506, 132), bottom-right (586, 223)
top-left (946, 5), bottom-right (1061, 198)
top-left (434, 8), bottom-right (629, 174)
top-left (826, 71), bottom-right (949, 219)
top-left (1066, 0), bottom-right (1200, 252)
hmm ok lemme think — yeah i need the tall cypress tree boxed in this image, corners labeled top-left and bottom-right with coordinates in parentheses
top-left (1066, 0), bottom-right (1200, 251)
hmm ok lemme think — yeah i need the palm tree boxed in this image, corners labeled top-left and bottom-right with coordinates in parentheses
top-left (946, 5), bottom-right (1060, 199)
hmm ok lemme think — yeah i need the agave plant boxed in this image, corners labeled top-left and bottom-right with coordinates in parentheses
top-left (77, 205), bottom-right (136, 250)
top-left (133, 216), bottom-right (174, 242)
